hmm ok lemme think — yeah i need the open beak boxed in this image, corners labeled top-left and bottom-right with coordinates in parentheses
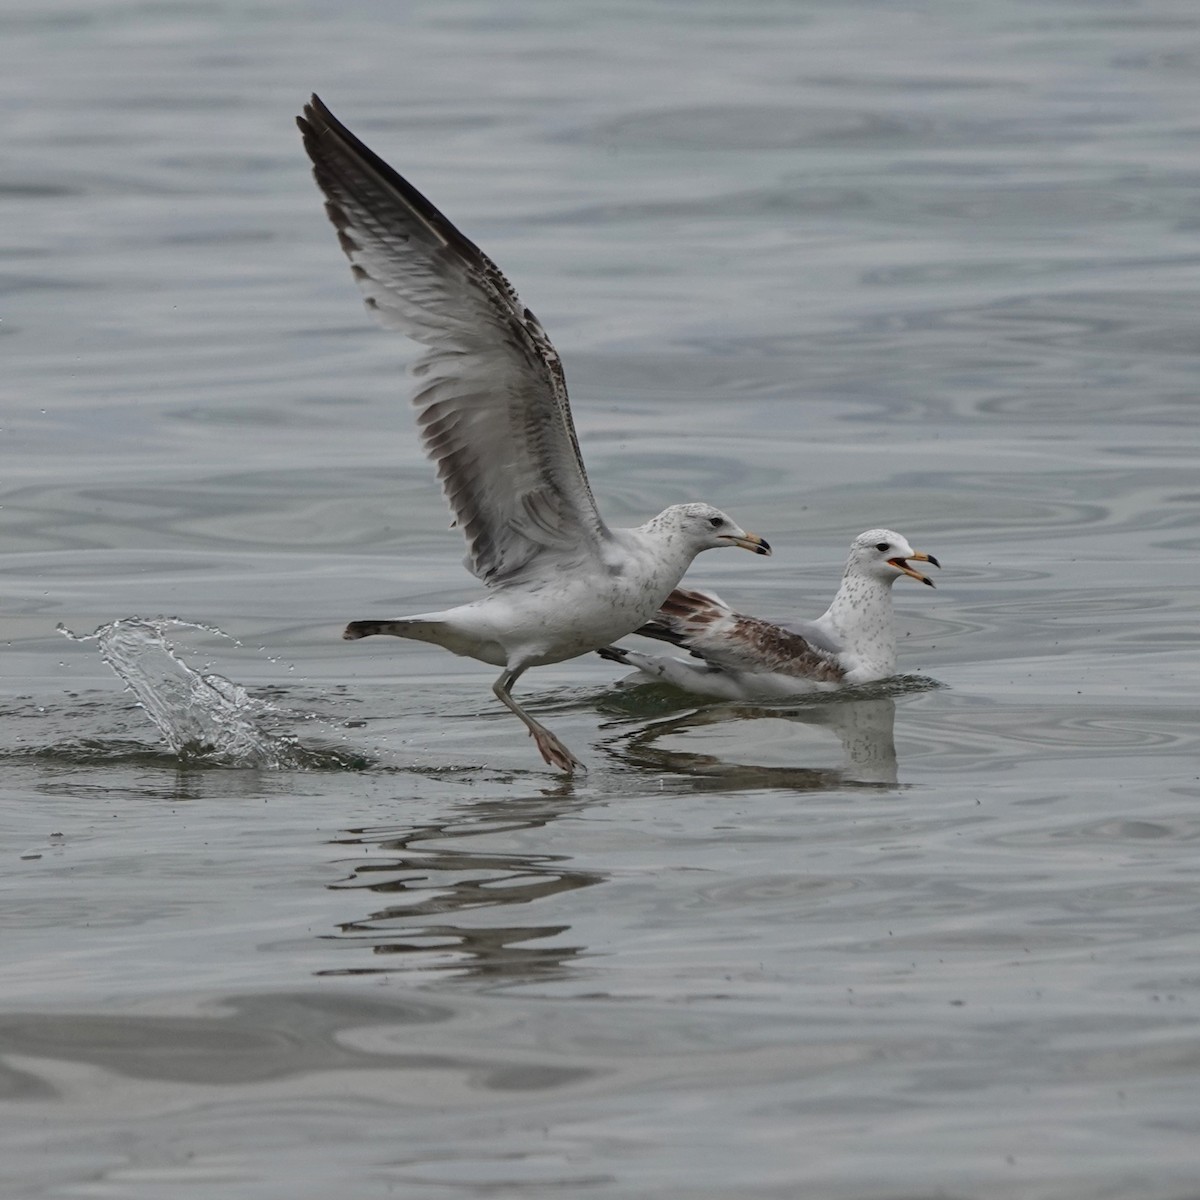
top-left (888, 550), bottom-right (940, 587)
top-left (721, 532), bottom-right (772, 556)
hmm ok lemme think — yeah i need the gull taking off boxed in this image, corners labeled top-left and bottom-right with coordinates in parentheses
top-left (598, 530), bottom-right (937, 700)
top-left (297, 96), bottom-right (770, 771)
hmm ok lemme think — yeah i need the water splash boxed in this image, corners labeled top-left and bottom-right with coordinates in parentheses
top-left (58, 617), bottom-right (365, 769)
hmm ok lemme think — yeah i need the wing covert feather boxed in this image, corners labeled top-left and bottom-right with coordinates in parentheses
top-left (638, 588), bottom-right (845, 682)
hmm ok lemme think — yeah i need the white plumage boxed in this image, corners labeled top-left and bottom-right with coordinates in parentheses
top-left (599, 529), bottom-right (938, 699)
top-left (298, 96), bottom-right (770, 771)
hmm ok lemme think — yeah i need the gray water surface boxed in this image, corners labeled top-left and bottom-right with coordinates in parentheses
top-left (3, 1), bottom-right (1200, 1196)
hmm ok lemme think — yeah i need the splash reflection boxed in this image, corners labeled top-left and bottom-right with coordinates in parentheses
top-left (321, 793), bottom-right (602, 983)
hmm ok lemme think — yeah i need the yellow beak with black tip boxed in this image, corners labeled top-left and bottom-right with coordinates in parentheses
top-left (722, 532), bottom-right (772, 556)
top-left (888, 550), bottom-right (940, 587)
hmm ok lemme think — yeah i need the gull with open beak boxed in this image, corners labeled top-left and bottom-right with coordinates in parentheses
top-left (598, 529), bottom-right (939, 699)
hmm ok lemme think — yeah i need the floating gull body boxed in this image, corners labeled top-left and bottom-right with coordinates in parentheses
top-left (598, 529), bottom-right (937, 700)
top-left (297, 96), bottom-right (770, 771)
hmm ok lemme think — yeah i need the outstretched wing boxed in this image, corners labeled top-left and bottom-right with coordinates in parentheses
top-left (636, 588), bottom-right (845, 682)
top-left (298, 95), bottom-right (608, 585)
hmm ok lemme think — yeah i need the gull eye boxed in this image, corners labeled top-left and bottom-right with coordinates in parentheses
top-left (875, 542), bottom-right (890, 552)
top-left (709, 516), bottom-right (725, 529)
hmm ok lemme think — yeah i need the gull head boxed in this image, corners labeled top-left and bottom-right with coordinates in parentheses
top-left (848, 528), bottom-right (940, 588)
top-left (657, 503), bottom-right (772, 556)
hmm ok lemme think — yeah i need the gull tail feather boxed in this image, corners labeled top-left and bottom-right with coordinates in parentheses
top-left (343, 618), bottom-right (446, 643)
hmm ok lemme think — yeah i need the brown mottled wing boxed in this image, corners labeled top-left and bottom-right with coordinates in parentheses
top-left (297, 95), bottom-right (608, 585)
top-left (637, 588), bottom-right (845, 682)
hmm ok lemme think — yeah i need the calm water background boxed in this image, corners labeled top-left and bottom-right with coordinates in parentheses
top-left (3, 0), bottom-right (1200, 1196)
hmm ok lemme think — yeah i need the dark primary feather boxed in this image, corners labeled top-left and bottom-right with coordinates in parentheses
top-left (297, 95), bottom-right (608, 585)
top-left (595, 645), bottom-right (631, 664)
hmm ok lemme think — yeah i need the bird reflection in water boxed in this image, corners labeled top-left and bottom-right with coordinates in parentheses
top-left (602, 692), bottom-right (909, 790)
top-left (320, 790), bottom-right (602, 983)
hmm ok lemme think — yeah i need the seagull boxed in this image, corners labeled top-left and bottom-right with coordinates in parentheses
top-left (297, 96), bottom-right (770, 771)
top-left (598, 529), bottom-right (938, 699)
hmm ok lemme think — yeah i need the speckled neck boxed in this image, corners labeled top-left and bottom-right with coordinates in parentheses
top-left (610, 518), bottom-right (712, 615)
top-left (822, 568), bottom-right (898, 676)
top-left (633, 511), bottom-right (705, 579)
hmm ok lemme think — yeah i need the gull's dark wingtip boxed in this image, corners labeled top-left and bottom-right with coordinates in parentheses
top-left (296, 94), bottom-right (340, 145)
